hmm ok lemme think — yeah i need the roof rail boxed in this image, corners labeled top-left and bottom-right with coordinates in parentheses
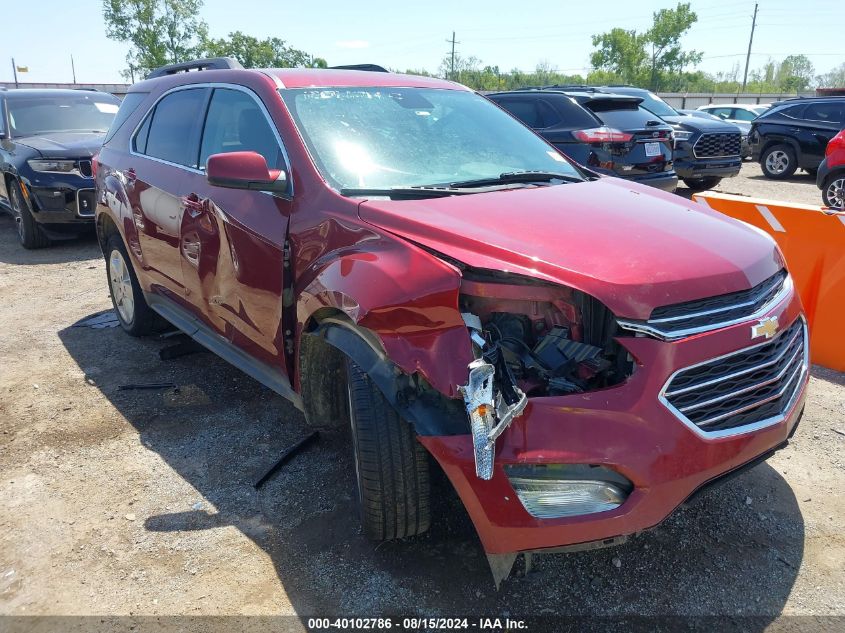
top-left (147, 57), bottom-right (243, 79)
top-left (329, 64), bottom-right (388, 73)
top-left (542, 84), bottom-right (597, 91)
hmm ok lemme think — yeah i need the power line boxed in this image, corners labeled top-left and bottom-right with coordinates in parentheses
top-left (446, 31), bottom-right (460, 80)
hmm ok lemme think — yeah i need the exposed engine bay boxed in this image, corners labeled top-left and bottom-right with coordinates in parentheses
top-left (457, 274), bottom-right (636, 479)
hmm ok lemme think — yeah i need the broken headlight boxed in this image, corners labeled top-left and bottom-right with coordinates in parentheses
top-left (458, 275), bottom-right (635, 480)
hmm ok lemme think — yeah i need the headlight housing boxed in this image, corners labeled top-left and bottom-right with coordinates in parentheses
top-left (673, 130), bottom-right (693, 147)
top-left (27, 159), bottom-right (77, 174)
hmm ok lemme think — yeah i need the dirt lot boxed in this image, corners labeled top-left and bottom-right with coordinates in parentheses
top-left (1, 163), bottom-right (843, 629)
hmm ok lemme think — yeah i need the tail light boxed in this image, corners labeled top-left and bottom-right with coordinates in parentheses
top-left (573, 127), bottom-right (633, 143)
top-left (92, 152), bottom-right (99, 178)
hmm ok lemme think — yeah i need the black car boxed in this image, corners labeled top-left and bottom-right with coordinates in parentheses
top-left (0, 89), bottom-right (120, 248)
top-left (586, 86), bottom-right (743, 191)
top-left (749, 97), bottom-right (845, 180)
top-left (488, 89), bottom-right (677, 191)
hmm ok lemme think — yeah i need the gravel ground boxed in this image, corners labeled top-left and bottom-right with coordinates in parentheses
top-left (1, 163), bottom-right (843, 630)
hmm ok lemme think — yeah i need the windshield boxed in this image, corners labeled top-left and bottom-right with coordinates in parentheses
top-left (635, 92), bottom-right (678, 118)
top-left (279, 87), bottom-right (582, 190)
top-left (8, 94), bottom-right (119, 137)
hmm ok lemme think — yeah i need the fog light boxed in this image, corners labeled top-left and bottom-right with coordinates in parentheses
top-left (505, 464), bottom-right (632, 519)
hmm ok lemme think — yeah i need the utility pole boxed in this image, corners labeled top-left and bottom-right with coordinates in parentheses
top-left (741, 2), bottom-right (758, 92)
top-left (71, 55), bottom-right (77, 84)
top-left (446, 31), bottom-right (459, 80)
top-left (11, 58), bottom-right (18, 88)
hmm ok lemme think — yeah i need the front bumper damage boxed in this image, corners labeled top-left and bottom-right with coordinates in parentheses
top-left (424, 286), bottom-right (807, 585)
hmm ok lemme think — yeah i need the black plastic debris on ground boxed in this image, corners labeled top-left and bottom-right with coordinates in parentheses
top-left (72, 310), bottom-right (120, 329)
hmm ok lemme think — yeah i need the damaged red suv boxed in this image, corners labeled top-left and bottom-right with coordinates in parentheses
top-left (95, 58), bottom-right (808, 583)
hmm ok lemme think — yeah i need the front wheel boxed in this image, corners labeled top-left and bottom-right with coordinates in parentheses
top-left (105, 233), bottom-right (159, 336)
top-left (822, 174), bottom-right (845, 209)
top-left (761, 145), bottom-right (797, 179)
top-left (9, 180), bottom-right (49, 249)
top-left (346, 358), bottom-right (430, 541)
top-left (682, 177), bottom-right (722, 192)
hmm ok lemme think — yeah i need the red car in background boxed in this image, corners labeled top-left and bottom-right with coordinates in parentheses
top-left (818, 129), bottom-right (845, 208)
top-left (94, 58), bottom-right (808, 584)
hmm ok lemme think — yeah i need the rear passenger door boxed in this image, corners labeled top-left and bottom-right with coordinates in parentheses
top-left (797, 102), bottom-right (845, 168)
top-left (129, 87), bottom-right (210, 302)
top-left (178, 86), bottom-right (292, 373)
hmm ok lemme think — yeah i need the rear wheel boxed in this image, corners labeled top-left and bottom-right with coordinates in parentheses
top-left (346, 358), bottom-right (430, 540)
top-left (682, 177), bottom-right (722, 192)
top-left (761, 144), bottom-right (797, 179)
top-left (105, 233), bottom-right (158, 336)
top-left (822, 174), bottom-right (845, 209)
top-left (9, 180), bottom-right (49, 249)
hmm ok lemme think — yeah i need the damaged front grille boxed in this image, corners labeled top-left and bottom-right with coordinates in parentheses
top-left (661, 318), bottom-right (807, 435)
top-left (618, 270), bottom-right (791, 340)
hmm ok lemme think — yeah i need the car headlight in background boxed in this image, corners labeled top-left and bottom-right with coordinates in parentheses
top-left (505, 464), bottom-right (633, 519)
top-left (27, 159), bottom-right (77, 174)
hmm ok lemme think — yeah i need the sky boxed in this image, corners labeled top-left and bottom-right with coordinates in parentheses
top-left (2, 0), bottom-right (842, 85)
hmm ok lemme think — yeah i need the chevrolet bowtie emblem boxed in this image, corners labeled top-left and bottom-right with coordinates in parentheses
top-left (751, 316), bottom-right (779, 340)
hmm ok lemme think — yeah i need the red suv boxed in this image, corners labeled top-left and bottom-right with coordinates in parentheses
top-left (95, 58), bottom-right (809, 582)
top-left (817, 129), bottom-right (845, 208)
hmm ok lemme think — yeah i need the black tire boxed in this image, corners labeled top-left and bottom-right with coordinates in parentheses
top-left (822, 173), bottom-right (845, 209)
top-left (8, 180), bottom-right (49, 249)
top-left (346, 358), bottom-right (430, 540)
top-left (105, 233), bottom-right (158, 336)
top-left (682, 177), bottom-right (722, 192)
top-left (299, 333), bottom-right (350, 429)
top-left (760, 144), bottom-right (797, 180)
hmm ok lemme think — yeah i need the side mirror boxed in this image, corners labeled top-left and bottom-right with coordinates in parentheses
top-left (206, 151), bottom-right (287, 193)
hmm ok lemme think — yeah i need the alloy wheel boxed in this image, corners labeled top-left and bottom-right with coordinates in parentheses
top-left (109, 249), bottom-right (135, 324)
top-left (9, 186), bottom-right (25, 242)
top-left (826, 177), bottom-right (845, 209)
top-left (765, 150), bottom-right (790, 175)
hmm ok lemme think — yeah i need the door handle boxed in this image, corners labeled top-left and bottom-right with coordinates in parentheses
top-left (181, 194), bottom-right (205, 218)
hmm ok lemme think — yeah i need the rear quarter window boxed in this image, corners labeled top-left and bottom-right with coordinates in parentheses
top-left (104, 92), bottom-right (148, 144)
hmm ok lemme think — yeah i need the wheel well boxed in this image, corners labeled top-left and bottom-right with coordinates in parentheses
top-left (97, 213), bottom-right (120, 255)
top-left (759, 138), bottom-right (799, 161)
top-left (823, 167), bottom-right (845, 185)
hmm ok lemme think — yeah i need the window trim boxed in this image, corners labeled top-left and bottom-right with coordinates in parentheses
top-left (130, 83), bottom-right (293, 196)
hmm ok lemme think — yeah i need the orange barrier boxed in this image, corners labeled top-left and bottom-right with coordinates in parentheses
top-left (693, 191), bottom-right (845, 372)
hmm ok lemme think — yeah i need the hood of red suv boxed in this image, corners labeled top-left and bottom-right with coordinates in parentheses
top-left (358, 177), bottom-right (782, 320)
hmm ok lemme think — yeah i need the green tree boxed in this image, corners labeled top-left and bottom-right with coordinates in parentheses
top-left (817, 62), bottom-right (845, 88)
top-left (776, 54), bottom-right (815, 91)
top-left (590, 2), bottom-right (701, 90)
top-left (202, 31), bottom-right (325, 68)
top-left (590, 28), bottom-right (648, 85)
top-left (645, 3), bottom-right (702, 89)
top-left (103, 0), bottom-right (208, 79)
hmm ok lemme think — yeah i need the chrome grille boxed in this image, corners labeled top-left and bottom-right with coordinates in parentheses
top-left (693, 133), bottom-right (741, 158)
top-left (618, 270), bottom-right (791, 339)
top-left (662, 318), bottom-right (807, 435)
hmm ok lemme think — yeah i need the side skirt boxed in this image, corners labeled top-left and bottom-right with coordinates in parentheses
top-left (146, 292), bottom-right (303, 411)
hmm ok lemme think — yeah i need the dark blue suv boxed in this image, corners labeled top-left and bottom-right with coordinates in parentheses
top-left (591, 86), bottom-right (743, 191)
top-left (488, 89), bottom-right (678, 192)
top-left (0, 89), bottom-right (119, 248)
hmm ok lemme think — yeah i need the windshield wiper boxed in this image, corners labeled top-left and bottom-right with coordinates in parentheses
top-left (445, 171), bottom-right (583, 189)
top-left (340, 183), bottom-right (531, 200)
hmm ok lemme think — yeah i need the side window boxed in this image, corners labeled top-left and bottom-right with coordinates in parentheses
top-left (134, 113), bottom-right (152, 154)
top-left (142, 88), bottom-right (208, 167)
top-left (731, 108), bottom-right (755, 121)
top-left (496, 99), bottom-right (542, 128)
top-left (779, 105), bottom-right (806, 120)
top-left (803, 103), bottom-right (843, 125)
top-left (712, 108), bottom-right (732, 119)
top-left (199, 88), bottom-right (284, 169)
